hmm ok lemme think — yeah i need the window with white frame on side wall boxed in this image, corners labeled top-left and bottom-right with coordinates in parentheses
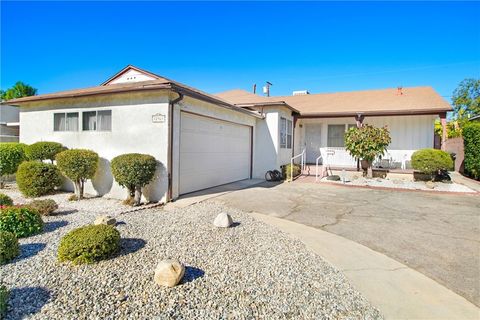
top-left (280, 117), bottom-right (293, 149)
top-left (53, 112), bottom-right (79, 131)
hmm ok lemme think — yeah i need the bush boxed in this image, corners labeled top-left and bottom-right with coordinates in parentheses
top-left (56, 149), bottom-right (99, 200)
top-left (411, 148), bottom-right (453, 176)
top-left (0, 231), bottom-right (19, 264)
top-left (27, 199), bottom-right (58, 216)
top-left (0, 143), bottom-right (27, 186)
top-left (25, 141), bottom-right (64, 162)
top-left (111, 153), bottom-right (157, 205)
top-left (16, 161), bottom-right (62, 197)
top-left (0, 206), bottom-right (43, 238)
top-left (462, 122), bottom-right (480, 179)
top-left (0, 285), bottom-right (7, 318)
top-left (282, 163), bottom-right (301, 181)
top-left (0, 194), bottom-right (13, 206)
top-left (58, 224), bottom-right (120, 264)
top-left (344, 124), bottom-right (391, 178)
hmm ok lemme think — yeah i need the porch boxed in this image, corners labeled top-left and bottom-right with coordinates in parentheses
top-left (293, 114), bottom-right (440, 170)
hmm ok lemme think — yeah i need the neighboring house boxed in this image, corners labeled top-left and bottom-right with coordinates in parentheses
top-left (2, 65), bottom-right (451, 202)
top-left (0, 105), bottom-right (20, 142)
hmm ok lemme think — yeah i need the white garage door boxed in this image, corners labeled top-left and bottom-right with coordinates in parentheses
top-left (179, 112), bottom-right (252, 195)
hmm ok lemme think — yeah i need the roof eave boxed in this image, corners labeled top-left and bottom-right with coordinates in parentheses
top-left (297, 108), bottom-right (452, 118)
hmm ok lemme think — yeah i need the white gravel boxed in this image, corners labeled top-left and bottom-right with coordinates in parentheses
top-left (1, 186), bottom-right (382, 319)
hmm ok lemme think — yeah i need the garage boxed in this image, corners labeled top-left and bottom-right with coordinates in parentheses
top-left (179, 111), bottom-right (252, 195)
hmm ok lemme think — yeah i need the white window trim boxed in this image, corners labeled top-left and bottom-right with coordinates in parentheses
top-left (280, 117), bottom-right (293, 149)
top-left (82, 110), bottom-right (112, 132)
top-left (53, 112), bottom-right (79, 132)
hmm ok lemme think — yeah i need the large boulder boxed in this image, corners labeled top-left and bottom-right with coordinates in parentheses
top-left (154, 260), bottom-right (185, 287)
top-left (94, 215), bottom-right (116, 226)
top-left (213, 212), bottom-right (233, 228)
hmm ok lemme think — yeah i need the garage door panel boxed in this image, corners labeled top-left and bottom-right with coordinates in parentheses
top-left (179, 112), bottom-right (251, 195)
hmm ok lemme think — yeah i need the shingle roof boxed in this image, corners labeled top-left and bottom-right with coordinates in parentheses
top-left (216, 86), bottom-right (452, 116)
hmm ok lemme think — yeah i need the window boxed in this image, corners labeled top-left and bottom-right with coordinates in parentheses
top-left (83, 110), bottom-right (111, 131)
top-left (54, 112), bottom-right (79, 131)
top-left (328, 124), bottom-right (347, 147)
top-left (280, 117), bottom-right (293, 149)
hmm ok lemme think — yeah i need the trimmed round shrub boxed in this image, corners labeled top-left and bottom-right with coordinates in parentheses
top-left (411, 148), bottom-right (454, 176)
top-left (0, 206), bottom-right (43, 238)
top-left (58, 224), bottom-right (120, 264)
top-left (25, 141), bottom-right (64, 162)
top-left (0, 194), bottom-right (13, 206)
top-left (0, 285), bottom-right (8, 318)
top-left (0, 230), bottom-right (19, 264)
top-left (16, 161), bottom-right (62, 197)
top-left (55, 149), bottom-right (99, 200)
top-left (0, 142), bottom-right (27, 178)
top-left (111, 153), bottom-right (157, 205)
top-left (27, 199), bottom-right (58, 216)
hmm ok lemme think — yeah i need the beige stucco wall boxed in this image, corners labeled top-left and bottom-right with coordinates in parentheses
top-left (19, 91), bottom-right (171, 202)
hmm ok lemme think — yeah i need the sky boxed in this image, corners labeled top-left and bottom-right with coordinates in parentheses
top-left (1, 1), bottom-right (479, 101)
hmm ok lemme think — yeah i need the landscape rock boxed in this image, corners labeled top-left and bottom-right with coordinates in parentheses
top-left (425, 181), bottom-right (436, 189)
top-left (154, 259), bottom-right (185, 287)
top-left (213, 212), bottom-right (233, 228)
top-left (94, 215), bottom-right (117, 226)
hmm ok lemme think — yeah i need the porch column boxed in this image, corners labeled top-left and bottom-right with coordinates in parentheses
top-left (440, 112), bottom-right (447, 151)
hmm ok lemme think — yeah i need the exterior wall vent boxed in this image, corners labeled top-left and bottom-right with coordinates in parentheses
top-left (292, 90), bottom-right (310, 96)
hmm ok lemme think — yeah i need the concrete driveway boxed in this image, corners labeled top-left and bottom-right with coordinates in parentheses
top-left (215, 181), bottom-right (480, 306)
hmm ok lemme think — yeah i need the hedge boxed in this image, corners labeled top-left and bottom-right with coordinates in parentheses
top-left (25, 141), bottom-right (64, 162)
top-left (411, 148), bottom-right (453, 176)
top-left (0, 230), bottom-right (20, 264)
top-left (0, 206), bottom-right (43, 238)
top-left (462, 122), bottom-right (480, 179)
top-left (0, 143), bottom-right (27, 179)
top-left (16, 161), bottom-right (62, 197)
top-left (282, 163), bottom-right (301, 181)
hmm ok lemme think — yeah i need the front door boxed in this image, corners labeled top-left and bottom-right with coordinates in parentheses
top-left (305, 123), bottom-right (322, 164)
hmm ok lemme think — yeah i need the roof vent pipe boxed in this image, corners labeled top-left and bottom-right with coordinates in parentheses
top-left (397, 86), bottom-right (403, 95)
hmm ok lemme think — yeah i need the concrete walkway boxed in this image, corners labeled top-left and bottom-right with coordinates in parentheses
top-left (451, 171), bottom-right (480, 192)
top-left (251, 212), bottom-right (480, 320)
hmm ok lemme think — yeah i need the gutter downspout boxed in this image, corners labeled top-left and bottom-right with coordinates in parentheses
top-left (167, 91), bottom-right (184, 202)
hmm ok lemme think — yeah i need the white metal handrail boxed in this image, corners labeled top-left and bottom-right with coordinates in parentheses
top-left (289, 148), bottom-right (306, 182)
top-left (316, 148), bottom-right (335, 181)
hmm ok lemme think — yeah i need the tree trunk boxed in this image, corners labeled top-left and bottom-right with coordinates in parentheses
top-left (0, 180), bottom-right (4, 189)
top-left (366, 166), bottom-right (373, 179)
top-left (73, 180), bottom-right (82, 200)
top-left (134, 185), bottom-right (142, 206)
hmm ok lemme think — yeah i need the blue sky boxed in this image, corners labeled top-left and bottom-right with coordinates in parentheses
top-left (1, 1), bottom-right (479, 101)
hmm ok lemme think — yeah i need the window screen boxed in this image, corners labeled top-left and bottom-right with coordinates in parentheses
top-left (280, 117), bottom-right (287, 148)
top-left (97, 110), bottom-right (112, 131)
top-left (54, 112), bottom-right (78, 131)
top-left (54, 113), bottom-right (65, 131)
top-left (286, 119), bottom-right (292, 148)
top-left (328, 124), bottom-right (346, 147)
top-left (83, 111), bottom-right (97, 131)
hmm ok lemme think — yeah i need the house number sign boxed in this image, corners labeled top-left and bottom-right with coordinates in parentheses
top-left (152, 113), bottom-right (166, 123)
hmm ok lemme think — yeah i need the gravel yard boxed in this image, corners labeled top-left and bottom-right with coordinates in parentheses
top-left (0, 186), bottom-right (382, 319)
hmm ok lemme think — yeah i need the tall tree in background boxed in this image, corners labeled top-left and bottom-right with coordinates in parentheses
top-left (0, 81), bottom-right (37, 101)
top-left (452, 78), bottom-right (480, 122)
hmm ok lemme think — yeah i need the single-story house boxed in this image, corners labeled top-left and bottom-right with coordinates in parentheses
top-left (3, 65), bottom-right (451, 202)
top-left (0, 105), bottom-right (20, 142)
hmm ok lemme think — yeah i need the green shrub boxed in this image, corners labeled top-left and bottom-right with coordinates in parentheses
top-left (27, 199), bottom-right (58, 216)
top-left (0, 206), bottom-right (43, 238)
top-left (411, 148), bottom-right (454, 176)
top-left (462, 122), bottom-right (480, 179)
top-left (58, 224), bottom-right (120, 264)
top-left (282, 163), bottom-right (301, 181)
top-left (0, 143), bottom-right (27, 185)
top-left (0, 194), bottom-right (13, 206)
top-left (0, 285), bottom-right (8, 317)
top-left (16, 161), bottom-right (62, 197)
top-left (111, 153), bottom-right (157, 205)
top-left (25, 141), bottom-right (64, 162)
top-left (56, 149), bottom-right (98, 200)
top-left (0, 230), bottom-right (20, 264)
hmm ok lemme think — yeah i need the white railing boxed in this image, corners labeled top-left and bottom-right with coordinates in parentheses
top-left (315, 148), bottom-right (335, 181)
top-left (289, 148), bottom-right (306, 182)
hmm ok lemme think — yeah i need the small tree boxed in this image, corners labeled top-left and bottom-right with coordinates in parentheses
top-left (56, 149), bottom-right (99, 200)
top-left (0, 143), bottom-right (27, 188)
top-left (25, 141), bottom-right (64, 163)
top-left (344, 124), bottom-right (391, 178)
top-left (0, 81), bottom-right (37, 101)
top-left (111, 154), bottom-right (157, 206)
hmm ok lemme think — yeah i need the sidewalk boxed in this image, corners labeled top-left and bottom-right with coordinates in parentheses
top-left (450, 171), bottom-right (480, 192)
top-left (250, 212), bottom-right (480, 320)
